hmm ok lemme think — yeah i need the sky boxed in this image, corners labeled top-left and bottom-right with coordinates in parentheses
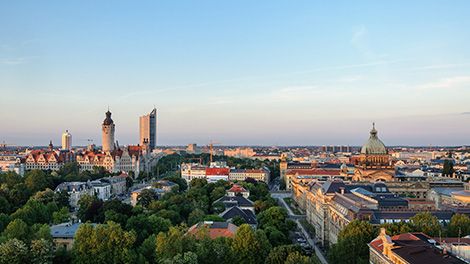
top-left (1, 1), bottom-right (470, 146)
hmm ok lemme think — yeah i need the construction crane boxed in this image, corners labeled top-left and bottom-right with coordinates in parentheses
top-left (208, 141), bottom-right (221, 164)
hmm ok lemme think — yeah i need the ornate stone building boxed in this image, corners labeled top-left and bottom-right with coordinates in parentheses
top-left (25, 141), bottom-right (74, 171)
top-left (353, 124), bottom-right (394, 182)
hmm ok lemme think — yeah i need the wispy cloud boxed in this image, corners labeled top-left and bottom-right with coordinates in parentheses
top-left (416, 76), bottom-right (470, 91)
top-left (409, 63), bottom-right (470, 71)
top-left (0, 57), bottom-right (31, 65)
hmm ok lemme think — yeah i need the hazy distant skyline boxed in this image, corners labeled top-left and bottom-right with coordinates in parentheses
top-left (1, 1), bottom-right (470, 146)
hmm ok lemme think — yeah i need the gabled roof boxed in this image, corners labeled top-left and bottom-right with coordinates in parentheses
top-left (220, 206), bottom-right (257, 225)
top-left (214, 195), bottom-right (254, 207)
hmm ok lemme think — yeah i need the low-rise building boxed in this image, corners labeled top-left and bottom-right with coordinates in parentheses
top-left (187, 221), bottom-right (238, 239)
top-left (90, 180), bottom-right (112, 201)
top-left (50, 222), bottom-right (85, 251)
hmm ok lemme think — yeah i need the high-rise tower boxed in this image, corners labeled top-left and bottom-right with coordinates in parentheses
top-left (139, 108), bottom-right (157, 150)
top-left (61, 130), bottom-right (72, 150)
top-left (102, 110), bottom-right (115, 152)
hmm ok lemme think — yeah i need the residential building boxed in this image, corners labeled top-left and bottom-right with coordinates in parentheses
top-left (100, 173), bottom-right (128, 196)
top-left (139, 108), bottom-right (157, 150)
top-left (50, 222), bottom-right (87, 251)
top-left (219, 206), bottom-right (257, 228)
top-left (90, 180), bottom-right (112, 201)
top-left (0, 154), bottom-right (24, 176)
top-left (369, 228), bottom-right (466, 264)
top-left (55, 182), bottom-right (94, 209)
top-left (226, 184), bottom-right (250, 198)
top-left (187, 221), bottom-right (238, 239)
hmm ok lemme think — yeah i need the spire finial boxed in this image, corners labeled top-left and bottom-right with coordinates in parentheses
top-left (372, 122), bottom-right (375, 129)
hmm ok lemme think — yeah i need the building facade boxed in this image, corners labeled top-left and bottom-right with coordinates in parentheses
top-left (61, 130), bottom-right (72, 150)
top-left (353, 124), bottom-right (395, 182)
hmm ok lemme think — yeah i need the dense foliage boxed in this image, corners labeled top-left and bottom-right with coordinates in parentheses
top-left (0, 154), bottom-right (306, 264)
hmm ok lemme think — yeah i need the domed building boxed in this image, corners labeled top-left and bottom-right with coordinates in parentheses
top-left (353, 124), bottom-right (394, 182)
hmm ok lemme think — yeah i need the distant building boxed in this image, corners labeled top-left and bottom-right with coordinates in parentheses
top-left (181, 162), bottom-right (269, 183)
top-left (369, 228), bottom-right (467, 264)
top-left (224, 147), bottom-right (256, 158)
top-left (186, 143), bottom-right (199, 154)
top-left (353, 124), bottom-right (394, 182)
top-left (25, 142), bottom-right (74, 171)
top-left (139, 108), bottom-right (157, 150)
top-left (55, 182), bottom-right (94, 208)
top-left (75, 146), bottom-right (146, 176)
top-left (228, 168), bottom-right (270, 183)
top-left (0, 154), bottom-right (24, 176)
top-left (102, 110), bottom-right (115, 152)
top-left (61, 130), bottom-right (72, 150)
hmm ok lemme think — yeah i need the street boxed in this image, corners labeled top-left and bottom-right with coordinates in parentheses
top-left (271, 191), bottom-right (328, 264)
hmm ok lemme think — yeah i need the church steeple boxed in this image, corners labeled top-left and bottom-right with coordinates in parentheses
top-left (48, 140), bottom-right (53, 151)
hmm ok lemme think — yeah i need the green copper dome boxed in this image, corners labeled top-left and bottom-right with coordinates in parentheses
top-left (360, 123), bottom-right (387, 155)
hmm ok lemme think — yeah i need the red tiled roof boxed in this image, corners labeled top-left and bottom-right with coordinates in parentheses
top-left (228, 184), bottom-right (247, 193)
top-left (206, 168), bottom-right (230, 176)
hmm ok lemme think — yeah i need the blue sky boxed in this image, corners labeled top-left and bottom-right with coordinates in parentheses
top-left (1, 1), bottom-right (470, 146)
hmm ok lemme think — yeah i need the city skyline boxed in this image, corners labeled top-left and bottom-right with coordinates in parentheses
top-left (1, 1), bottom-right (470, 146)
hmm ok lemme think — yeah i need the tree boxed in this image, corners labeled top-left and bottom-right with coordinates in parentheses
top-left (328, 220), bottom-right (376, 264)
top-left (73, 222), bottom-right (137, 264)
top-left (210, 187), bottom-right (225, 202)
top-left (285, 251), bottom-right (311, 264)
top-left (232, 224), bottom-right (271, 264)
top-left (188, 209), bottom-right (205, 226)
top-left (165, 251), bottom-right (198, 264)
top-left (77, 194), bottom-right (104, 223)
top-left (2, 218), bottom-right (30, 242)
top-left (138, 234), bottom-right (156, 263)
top-left (448, 214), bottom-right (470, 237)
top-left (265, 245), bottom-right (302, 264)
top-left (232, 216), bottom-right (246, 226)
top-left (156, 226), bottom-right (196, 262)
top-left (30, 238), bottom-right (54, 264)
top-left (53, 207), bottom-right (70, 224)
top-left (0, 196), bottom-right (11, 215)
top-left (137, 189), bottom-right (158, 208)
top-left (410, 212), bottom-right (442, 236)
top-left (24, 170), bottom-right (52, 193)
top-left (379, 222), bottom-right (411, 236)
top-left (0, 239), bottom-right (29, 264)
top-left (0, 214), bottom-right (10, 233)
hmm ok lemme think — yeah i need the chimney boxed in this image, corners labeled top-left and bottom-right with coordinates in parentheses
top-left (340, 187), bottom-right (345, 194)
